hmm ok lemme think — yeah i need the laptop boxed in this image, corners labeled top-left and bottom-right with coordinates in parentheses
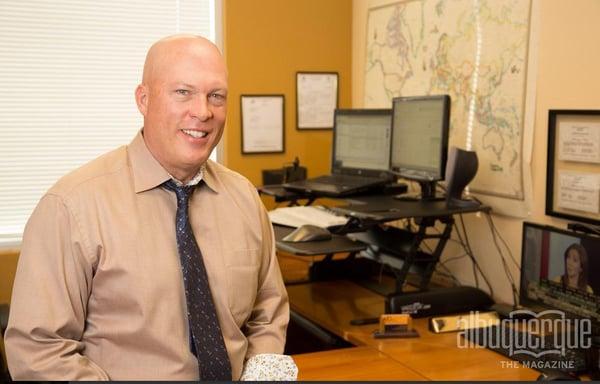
top-left (519, 221), bottom-right (600, 318)
top-left (462, 221), bottom-right (600, 374)
top-left (283, 109), bottom-right (394, 197)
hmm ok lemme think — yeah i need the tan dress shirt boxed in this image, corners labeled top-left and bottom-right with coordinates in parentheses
top-left (4, 132), bottom-right (289, 380)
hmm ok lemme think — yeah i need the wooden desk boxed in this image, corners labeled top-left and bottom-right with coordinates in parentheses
top-left (294, 346), bottom-right (426, 381)
top-left (288, 281), bottom-right (539, 381)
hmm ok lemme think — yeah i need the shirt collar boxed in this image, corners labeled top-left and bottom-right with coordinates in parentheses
top-left (168, 165), bottom-right (205, 187)
top-left (127, 130), bottom-right (219, 193)
top-left (201, 160), bottom-right (220, 192)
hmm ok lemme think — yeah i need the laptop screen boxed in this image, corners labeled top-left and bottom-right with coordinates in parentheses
top-left (332, 109), bottom-right (392, 172)
top-left (520, 221), bottom-right (600, 327)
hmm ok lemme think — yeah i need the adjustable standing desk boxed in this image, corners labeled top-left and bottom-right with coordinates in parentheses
top-left (332, 195), bottom-right (489, 295)
top-left (273, 194), bottom-right (489, 299)
top-left (334, 194), bottom-right (488, 220)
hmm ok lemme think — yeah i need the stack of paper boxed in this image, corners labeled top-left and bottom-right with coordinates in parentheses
top-left (268, 206), bottom-right (349, 228)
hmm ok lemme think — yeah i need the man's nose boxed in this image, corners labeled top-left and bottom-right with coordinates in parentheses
top-left (190, 95), bottom-right (213, 121)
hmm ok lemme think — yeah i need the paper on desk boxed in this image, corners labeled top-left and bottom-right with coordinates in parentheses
top-left (268, 206), bottom-right (349, 228)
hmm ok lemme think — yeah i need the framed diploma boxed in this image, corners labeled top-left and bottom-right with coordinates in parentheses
top-left (241, 94), bottom-right (285, 154)
top-left (546, 109), bottom-right (600, 225)
top-left (296, 72), bottom-right (338, 130)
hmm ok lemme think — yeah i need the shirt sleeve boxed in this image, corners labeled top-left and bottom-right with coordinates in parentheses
top-left (4, 194), bottom-right (110, 380)
top-left (242, 189), bottom-right (290, 358)
top-left (240, 353), bottom-right (298, 381)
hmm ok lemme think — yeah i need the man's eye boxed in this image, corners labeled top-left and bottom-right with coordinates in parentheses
top-left (175, 89), bottom-right (190, 96)
top-left (209, 93), bottom-right (226, 104)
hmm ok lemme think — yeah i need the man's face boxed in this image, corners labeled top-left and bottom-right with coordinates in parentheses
top-left (137, 40), bottom-right (228, 182)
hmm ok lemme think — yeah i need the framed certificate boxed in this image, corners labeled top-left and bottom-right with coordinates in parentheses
top-left (546, 109), bottom-right (600, 225)
top-left (240, 94), bottom-right (285, 154)
top-left (296, 72), bottom-right (338, 130)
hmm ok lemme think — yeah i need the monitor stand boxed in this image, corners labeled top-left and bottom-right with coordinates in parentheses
top-left (447, 196), bottom-right (481, 208)
top-left (394, 180), bottom-right (444, 201)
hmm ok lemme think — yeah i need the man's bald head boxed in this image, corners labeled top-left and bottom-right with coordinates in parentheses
top-left (135, 34), bottom-right (228, 183)
top-left (141, 34), bottom-right (227, 86)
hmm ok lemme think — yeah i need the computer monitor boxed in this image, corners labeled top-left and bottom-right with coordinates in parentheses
top-left (390, 95), bottom-right (450, 199)
top-left (520, 221), bottom-right (600, 331)
top-left (332, 109), bottom-right (392, 174)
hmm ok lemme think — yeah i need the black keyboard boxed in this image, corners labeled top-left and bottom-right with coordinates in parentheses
top-left (311, 174), bottom-right (379, 187)
top-left (463, 324), bottom-right (589, 373)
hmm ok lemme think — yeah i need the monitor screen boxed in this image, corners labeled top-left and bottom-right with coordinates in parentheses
top-left (333, 109), bottom-right (392, 172)
top-left (520, 222), bottom-right (600, 327)
top-left (390, 95), bottom-right (450, 182)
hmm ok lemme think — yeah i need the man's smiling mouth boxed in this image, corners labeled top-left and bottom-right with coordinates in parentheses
top-left (182, 129), bottom-right (208, 138)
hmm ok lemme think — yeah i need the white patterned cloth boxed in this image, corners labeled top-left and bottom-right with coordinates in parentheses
top-left (240, 354), bottom-right (298, 381)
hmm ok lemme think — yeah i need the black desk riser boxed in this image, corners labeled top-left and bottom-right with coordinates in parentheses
top-left (333, 194), bottom-right (489, 220)
top-left (334, 195), bottom-right (490, 299)
top-left (258, 182), bottom-right (408, 207)
top-left (267, 189), bottom-right (490, 314)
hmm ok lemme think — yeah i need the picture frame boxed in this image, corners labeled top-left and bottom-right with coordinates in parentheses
top-left (240, 94), bottom-right (285, 154)
top-left (296, 71), bottom-right (338, 130)
top-left (546, 109), bottom-right (600, 225)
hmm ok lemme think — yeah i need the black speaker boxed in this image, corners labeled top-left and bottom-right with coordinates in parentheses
top-left (445, 146), bottom-right (480, 208)
top-left (386, 286), bottom-right (493, 318)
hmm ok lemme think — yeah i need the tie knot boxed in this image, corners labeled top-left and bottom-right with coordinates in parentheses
top-left (163, 179), bottom-right (194, 203)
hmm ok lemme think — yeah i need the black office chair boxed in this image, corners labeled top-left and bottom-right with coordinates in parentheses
top-left (0, 303), bottom-right (11, 382)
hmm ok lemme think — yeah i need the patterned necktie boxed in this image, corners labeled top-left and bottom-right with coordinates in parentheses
top-left (163, 180), bottom-right (232, 381)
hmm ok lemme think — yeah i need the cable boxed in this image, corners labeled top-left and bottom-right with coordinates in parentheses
top-left (437, 256), bottom-right (467, 284)
top-left (434, 262), bottom-right (461, 286)
top-left (419, 218), bottom-right (492, 296)
top-left (418, 224), bottom-right (462, 288)
top-left (441, 252), bottom-right (469, 265)
top-left (453, 216), bottom-right (479, 287)
top-left (484, 212), bottom-right (519, 307)
top-left (458, 214), bottom-right (495, 298)
top-left (430, 225), bottom-right (478, 287)
top-left (416, 227), bottom-right (461, 286)
top-left (485, 212), bottom-right (520, 269)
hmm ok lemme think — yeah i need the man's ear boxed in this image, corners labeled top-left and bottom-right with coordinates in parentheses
top-left (135, 84), bottom-right (148, 116)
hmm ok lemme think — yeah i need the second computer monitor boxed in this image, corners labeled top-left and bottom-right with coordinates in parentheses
top-left (390, 95), bottom-right (450, 199)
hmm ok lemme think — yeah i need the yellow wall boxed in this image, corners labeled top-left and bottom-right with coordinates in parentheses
top-left (222, 0), bottom-right (353, 190)
top-left (352, 0), bottom-right (600, 303)
top-left (0, 250), bottom-right (19, 304)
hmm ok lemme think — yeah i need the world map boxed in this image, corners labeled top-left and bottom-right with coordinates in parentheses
top-left (365, 0), bottom-right (532, 200)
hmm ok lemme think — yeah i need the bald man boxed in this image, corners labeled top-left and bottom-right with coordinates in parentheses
top-left (5, 35), bottom-right (290, 380)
